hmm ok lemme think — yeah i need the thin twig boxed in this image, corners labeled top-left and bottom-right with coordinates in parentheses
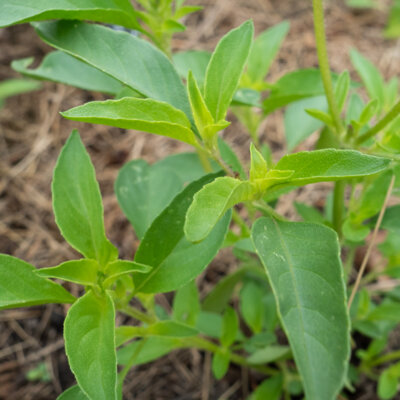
top-left (347, 175), bottom-right (396, 310)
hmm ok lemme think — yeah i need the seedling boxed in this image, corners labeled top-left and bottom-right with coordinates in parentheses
top-left (0, 1), bottom-right (399, 399)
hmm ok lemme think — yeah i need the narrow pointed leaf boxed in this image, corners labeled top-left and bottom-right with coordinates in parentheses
top-left (0, 255), bottom-right (75, 310)
top-left (184, 177), bottom-right (254, 243)
top-left (0, 78), bottom-right (40, 100)
top-left (35, 21), bottom-right (192, 120)
top-left (247, 21), bottom-right (290, 83)
top-left (134, 173), bottom-right (231, 293)
top-left (252, 217), bottom-right (350, 400)
top-left (53, 131), bottom-right (118, 266)
top-left (0, 0), bottom-right (139, 29)
top-left (12, 53), bottom-right (122, 95)
top-left (62, 98), bottom-right (197, 145)
top-left (273, 149), bottom-right (390, 186)
top-left (103, 260), bottom-right (151, 287)
top-left (64, 290), bottom-right (117, 400)
top-left (204, 21), bottom-right (254, 121)
top-left (36, 259), bottom-right (99, 286)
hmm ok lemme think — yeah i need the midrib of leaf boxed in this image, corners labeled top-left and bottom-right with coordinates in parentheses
top-left (270, 218), bottom-right (316, 400)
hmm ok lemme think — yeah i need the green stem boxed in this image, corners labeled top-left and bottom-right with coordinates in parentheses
top-left (356, 100), bottom-right (400, 145)
top-left (312, 0), bottom-right (343, 136)
top-left (333, 180), bottom-right (345, 239)
top-left (182, 336), bottom-right (279, 375)
top-left (253, 201), bottom-right (287, 221)
top-left (369, 350), bottom-right (400, 367)
top-left (232, 209), bottom-right (251, 237)
top-left (119, 304), bottom-right (156, 325)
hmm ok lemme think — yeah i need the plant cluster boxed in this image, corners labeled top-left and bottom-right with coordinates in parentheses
top-left (0, 1), bottom-right (399, 399)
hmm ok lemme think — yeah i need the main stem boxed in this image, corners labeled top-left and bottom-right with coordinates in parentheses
top-left (312, 0), bottom-right (343, 136)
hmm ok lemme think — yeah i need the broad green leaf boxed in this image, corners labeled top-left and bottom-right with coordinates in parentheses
top-left (249, 375), bottom-right (283, 400)
top-left (115, 153), bottom-right (212, 239)
top-left (272, 149), bottom-right (390, 187)
top-left (53, 131), bottom-right (118, 266)
top-left (350, 49), bottom-right (385, 110)
top-left (103, 260), bottom-right (151, 287)
top-left (221, 307), bottom-right (239, 347)
top-left (252, 217), bottom-right (350, 400)
top-left (378, 367), bottom-right (400, 400)
top-left (284, 96), bottom-right (327, 150)
top-left (173, 281), bottom-right (200, 326)
top-left (378, 205), bottom-right (400, 232)
top-left (0, 0), bottom-right (139, 29)
top-left (117, 337), bottom-right (184, 366)
top-left (62, 98), bottom-right (197, 146)
top-left (184, 177), bottom-right (254, 243)
top-left (36, 259), bottom-right (99, 286)
top-left (134, 173), bottom-right (231, 293)
top-left (246, 21), bottom-right (290, 84)
top-left (0, 78), bottom-right (40, 101)
top-left (294, 202), bottom-right (327, 225)
top-left (35, 21), bottom-right (192, 120)
top-left (204, 21), bottom-right (254, 121)
top-left (173, 50), bottom-right (211, 87)
top-left (263, 69), bottom-right (328, 114)
top-left (12, 53), bottom-right (122, 95)
top-left (247, 345), bottom-right (290, 364)
top-left (212, 351), bottom-right (230, 379)
top-left (57, 386), bottom-right (88, 400)
top-left (64, 290), bottom-right (116, 400)
top-left (0, 255), bottom-right (75, 310)
top-left (240, 281), bottom-right (264, 333)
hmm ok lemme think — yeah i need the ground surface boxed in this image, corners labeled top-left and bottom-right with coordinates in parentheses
top-left (0, 0), bottom-right (397, 399)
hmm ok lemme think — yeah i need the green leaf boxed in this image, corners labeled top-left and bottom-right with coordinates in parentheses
top-left (53, 131), bottom-right (118, 266)
top-left (62, 98), bottom-right (197, 146)
top-left (204, 21), bottom-right (254, 121)
top-left (173, 281), bottom-right (200, 326)
top-left (0, 0), bottom-right (139, 29)
top-left (249, 375), bottom-right (283, 400)
top-left (35, 21), bottom-right (192, 120)
top-left (350, 49), bottom-right (385, 110)
top-left (305, 108), bottom-right (334, 128)
top-left (173, 50), bottom-right (211, 87)
top-left (115, 153), bottom-right (212, 239)
top-left (240, 281), bottom-right (264, 333)
top-left (103, 260), bottom-right (151, 287)
top-left (0, 255), bottom-right (75, 310)
top-left (221, 307), bottom-right (239, 347)
top-left (378, 367), bottom-right (399, 400)
top-left (252, 217), bottom-right (350, 400)
top-left (272, 149), bottom-right (390, 187)
top-left (12, 53), bottom-right (122, 95)
top-left (246, 21), bottom-right (290, 84)
top-left (218, 137), bottom-right (247, 179)
top-left (379, 205), bottom-right (400, 232)
top-left (263, 69), bottom-right (327, 114)
top-left (117, 337), bottom-right (184, 366)
top-left (247, 345), bottom-right (290, 364)
top-left (174, 5), bottom-right (203, 19)
top-left (284, 96), bottom-right (327, 151)
top-left (385, 1), bottom-right (400, 38)
top-left (36, 259), bottom-right (99, 286)
top-left (294, 202), bottom-right (327, 225)
top-left (184, 176), bottom-right (254, 243)
top-left (57, 386), bottom-right (88, 400)
top-left (64, 290), bottom-right (116, 400)
top-left (212, 351), bottom-right (230, 379)
top-left (0, 78), bottom-right (40, 100)
top-left (359, 98), bottom-right (379, 126)
top-left (250, 143), bottom-right (268, 181)
top-left (334, 70), bottom-right (350, 112)
top-left (134, 173), bottom-right (231, 293)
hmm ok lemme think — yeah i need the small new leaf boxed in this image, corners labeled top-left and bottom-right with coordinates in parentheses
top-left (250, 143), bottom-right (268, 181)
top-left (221, 307), bottom-right (239, 348)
